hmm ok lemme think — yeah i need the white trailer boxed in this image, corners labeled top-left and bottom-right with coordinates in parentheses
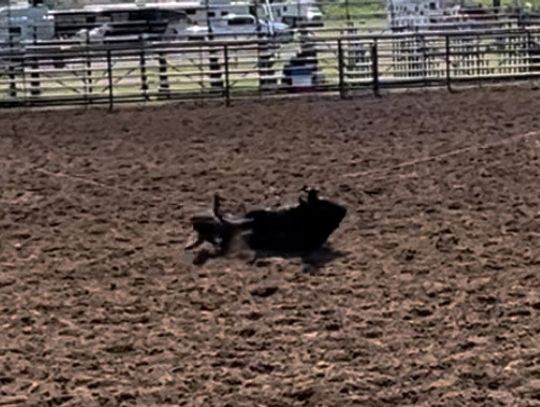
top-left (262, 0), bottom-right (323, 27)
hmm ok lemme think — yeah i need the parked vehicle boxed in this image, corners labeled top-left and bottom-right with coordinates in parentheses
top-left (266, 1), bottom-right (324, 28)
top-left (51, 3), bottom-right (191, 39)
top-left (178, 13), bottom-right (293, 41)
top-left (0, 3), bottom-right (55, 44)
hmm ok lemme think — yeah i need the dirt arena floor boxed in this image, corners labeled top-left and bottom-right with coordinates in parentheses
top-left (0, 87), bottom-right (539, 406)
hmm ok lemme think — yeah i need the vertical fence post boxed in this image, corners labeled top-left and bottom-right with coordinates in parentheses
top-left (223, 44), bottom-right (231, 107)
top-left (526, 30), bottom-right (533, 76)
top-left (258, 37), bottom-right (277, 92)
top-left (8, 59), bottom-right (17, 99)
top-left (208, 46), bottom-right (223, 92)
top-left (107, 49), bottom-right (114, 111)
top-left (29, 57), bottom-right (41, 97)
top-left (139, 37), bottom-right (148, 100)
top-left (85, 48), bottom-right (93, 102)
top-left (371, 40), bottom-right (380, 97)
top-left (21, 55), bottom-right (27, 104)
top-left (445, 34), bottom-right (452, 92)
top-left (158, 51), bottom-right (170, 98)
top-left (5, 12), bottom-right (16, 101)
top-left (337, 39), bottom-right (345, 99)
top-left (420, 34), bottom-right (428, 86)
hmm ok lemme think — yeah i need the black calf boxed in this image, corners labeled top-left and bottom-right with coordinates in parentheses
top-left (244, 189), bottom-right (346, 252)
top-left (185, 188), bottom-right (346, 257)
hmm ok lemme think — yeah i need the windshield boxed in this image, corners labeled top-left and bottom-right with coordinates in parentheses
top-left (227, 17), bottom-right (254, 25)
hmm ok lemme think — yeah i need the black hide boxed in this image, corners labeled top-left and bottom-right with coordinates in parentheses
top-left (243, 195), bottom-right (347, 252)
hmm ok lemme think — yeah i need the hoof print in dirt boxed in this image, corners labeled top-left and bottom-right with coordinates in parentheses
top-left (410, 307), bottom-right (433, 318)
top-left (253, 259), bottom-right (272, 267)
top-left (324, 322), bottom-right (342, 331)
top-left (398, 248), bottom-right (417, 263)
top-left (289, 387), bottom-right (316, 402)
top-left (185, 187), bottom-right (347, 265)
top-left (250, 285), bottom-right (279, 298)
top-left (249, 362), bottom-right (275, 374)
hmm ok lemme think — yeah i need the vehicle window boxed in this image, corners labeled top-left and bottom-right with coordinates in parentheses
top-left (67, 15), bottom-right (90, 24)
top-left (169, 11), bottom-right (188, 21)
top-left (132, 10), bottom-right (163, 21)
top-left (111, 12), bottom-right (129, 21)
top-left (228, 17), bottom-right (253, 25)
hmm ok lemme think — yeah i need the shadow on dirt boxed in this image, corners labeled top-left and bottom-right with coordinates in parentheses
top-left (249, 245), bottom-right (347, 270)
top-left (188, 244), bottom-right (347, 269)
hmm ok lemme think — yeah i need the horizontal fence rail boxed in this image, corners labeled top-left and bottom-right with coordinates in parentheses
top-left (1, 28), bottom-right (540, 108)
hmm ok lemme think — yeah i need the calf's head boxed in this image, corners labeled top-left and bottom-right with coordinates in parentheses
top-left (299, 188), bottom-right (347, 247)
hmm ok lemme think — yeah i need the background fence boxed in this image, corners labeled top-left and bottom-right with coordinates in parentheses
top-left (1, 27), bottom-right (540, 108)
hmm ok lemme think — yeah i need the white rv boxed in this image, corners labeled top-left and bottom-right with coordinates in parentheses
top-left (51, 2), bottom-right (195, 38)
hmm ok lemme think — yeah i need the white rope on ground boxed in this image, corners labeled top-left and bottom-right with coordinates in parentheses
top-left (11, 130), bottom-right (540, 191)
top-left (3, 125), bottom-right (137, 195)
top-left (344, 130), bottom-right (540, 179)
top-left (34, 168), bottom-right (135, 194)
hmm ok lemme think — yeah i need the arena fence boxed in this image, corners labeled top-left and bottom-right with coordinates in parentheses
top-left (1, 28), bottom-right (540, 108)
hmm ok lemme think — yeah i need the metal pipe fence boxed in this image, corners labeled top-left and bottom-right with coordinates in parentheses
top-left (1, 28), bottom-right (540, 108)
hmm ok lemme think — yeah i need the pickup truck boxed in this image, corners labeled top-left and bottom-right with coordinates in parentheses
top-left (178, 14), bottom-right (293, 42)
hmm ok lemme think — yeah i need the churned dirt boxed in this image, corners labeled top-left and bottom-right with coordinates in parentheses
top-left (0, 87), bottom-right (539, 406)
